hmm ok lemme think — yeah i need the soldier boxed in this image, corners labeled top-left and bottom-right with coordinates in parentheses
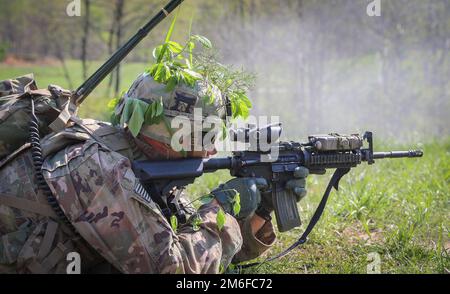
top-left (0, 73), bottom-right (308, 274)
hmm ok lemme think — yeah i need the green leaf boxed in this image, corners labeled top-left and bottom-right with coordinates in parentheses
top-left (166, 76), bottom-right (178, 92)
top-left (200, 194), bottom-right (214, 205)
top-left (191, 215), bottom-right (203, 231)
top-left (144, 99), bottom-right (165, 125)
top-left (144, 104), bottom-right (154, 123)
top-left (155, 98), bottom-right (164, 116)
top-left (181, 70), bottom-right (200, 87)
top-left (185, 58), bottom-right (192, 69)
top-left (188, 41), bottom-right (196, 51)
top-left (107, 97), bottom-right (120, 111)
top-left (231, 99), bottom-right (237, 118)
top-left (221, 122), bottom-right (228, 140)
top-left (153, 64), bottom-right (164, 82)
top-left (172, 61), bottom-right (187, 68)
top-left (148, 63), bottom-right (158, 76)
top-left (216, 208), bottom-right (226, 231)
top-left (128, 100), bottom-right (146, 137)
top-left (240, 93), bottom-right (252, 108)
top-left (156, 43), bottom-right (169, 63)
top-left (120, 99), bottom-right (134, 126)
top-left (170, 215), bottom-right (178, 232)
top-left (178, 72), bottom-right (186, 85)
top-left (163, 64), bottom-right (171, 81)
top-left (192, 35), bottom-right (212, 49)
top-left (110, 112), bottom-right (119, 126)
top-left (238, 100), bottom-right (250, 119)
top-left (151, 101), bottom-right (157, 117)
top-left (167, 41), bottom-right (184, 54)
top-left (152, 45), bottom-right (163, 60)
top-left (233, 192), bottom-right (241, 216)
top-left (188, 41), bottom-right (195, 65)
top-left (209, 90), bottom-right (215, 104)
top-left (165, 9), bottom-right (179, 43)
top-left (183, 69), bottom-right (203, 80)
top-left (202, 84), bottom-right (215, 104)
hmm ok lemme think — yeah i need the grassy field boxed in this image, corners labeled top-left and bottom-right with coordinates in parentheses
top-left (0, 59), bottom-right (148, 121)
top-left (188, 140), bottom-right (450, 274)
top-left (1, 61), bottom-right (449, 274)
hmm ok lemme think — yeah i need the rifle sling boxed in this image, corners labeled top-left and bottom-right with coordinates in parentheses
top-left (239, 167), bottom-right (351, 269)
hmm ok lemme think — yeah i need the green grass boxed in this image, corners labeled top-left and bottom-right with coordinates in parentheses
top-left (1, 60), bottom-right (448, 273)
top-left (187, 141), bottom-right (450, 274)
top-left (0, 59), bottom-right (148, 121)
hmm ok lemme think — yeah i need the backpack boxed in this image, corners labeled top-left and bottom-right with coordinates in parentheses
top-left (0, 74), bottom-right (74, 160)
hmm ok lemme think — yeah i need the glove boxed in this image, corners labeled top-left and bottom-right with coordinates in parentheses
top-left (256, 166), bottom-right (309, 219)
top-left (286, 166), bottom-right (309, 201)
top-left (211, 177), bottom-right (269, 220)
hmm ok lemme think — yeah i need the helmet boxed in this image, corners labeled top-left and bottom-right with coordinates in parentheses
top-left (115, 72), bottom-right (227, 155)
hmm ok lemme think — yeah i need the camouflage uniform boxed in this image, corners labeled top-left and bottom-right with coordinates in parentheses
top-left (0, 119), bottom-right (276, 274)
top-left (0, 72), bottom-right (276, 274)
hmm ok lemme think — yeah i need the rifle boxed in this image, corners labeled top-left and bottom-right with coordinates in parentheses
top-left (133, 126), bottom-right (423, 233)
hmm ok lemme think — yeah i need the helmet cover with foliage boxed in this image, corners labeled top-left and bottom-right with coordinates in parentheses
top-left (113, 72), bottom-right (226, 150)
top-left (111, 24), bottom-right (253, 154)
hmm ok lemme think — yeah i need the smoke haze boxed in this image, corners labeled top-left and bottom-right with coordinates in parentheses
top-left (192, 0), bottom-right (450, 143)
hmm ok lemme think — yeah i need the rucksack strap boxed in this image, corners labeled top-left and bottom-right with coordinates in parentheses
top-left (0, 193), bottom-right (57, 218)
top-left (26, 240), bottom-right (75, 274)
top-left (48, 99), bottom-right (77, 133)
top-left (37, 221), bottom-right (59, 260)
top-left (0, 143), bottom-right (31, 170)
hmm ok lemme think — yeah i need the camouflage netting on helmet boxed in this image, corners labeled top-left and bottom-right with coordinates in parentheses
top-left (0, 74), bottom-right (61, 160)
top-left (114, 72), bottom-right (226, 145)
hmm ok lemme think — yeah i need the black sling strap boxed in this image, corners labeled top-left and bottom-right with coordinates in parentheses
top-left (239, 167), bottom-right (351, 270)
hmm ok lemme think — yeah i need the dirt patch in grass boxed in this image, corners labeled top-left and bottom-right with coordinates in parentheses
top-left (339, 223), bottom-right (384, 245)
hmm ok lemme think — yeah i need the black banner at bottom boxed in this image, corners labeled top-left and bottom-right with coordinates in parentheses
top-left (0, 274), bottom-right (447, 292)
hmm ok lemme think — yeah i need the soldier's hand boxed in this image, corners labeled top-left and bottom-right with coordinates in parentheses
top-left (286, 166), bottom-right (309, 201)
top-left (256, 166), bottom-right (309, 220)
top-left (211, 177), bottom-right (269, 220)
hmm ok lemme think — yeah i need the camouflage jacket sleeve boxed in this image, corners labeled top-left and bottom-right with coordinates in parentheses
top-left (42, 140), bottom-right (243, 274)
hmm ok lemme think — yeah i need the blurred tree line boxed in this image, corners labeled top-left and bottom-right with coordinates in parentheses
top-left (0, 0), bottom-right (448, 140)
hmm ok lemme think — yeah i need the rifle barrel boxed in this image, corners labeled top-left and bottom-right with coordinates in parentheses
top-left (73, 0), bottom-right (184, 105)
top-left (373, 150), bottom-right (423, 159)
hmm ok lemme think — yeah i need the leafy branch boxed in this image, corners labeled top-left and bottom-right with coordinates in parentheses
top-left (146, 12), bottom-right (211, 91)
top-left (109, 13), bottom-right (256, 132)
top-left (146, 13), bottom-right (254, 120)
top-left (183, 189), bottom-right (241, 232)
top-left (194, 50), bottom-right (255, 120)
top-left (109, 97), bottom-right (165, 137)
